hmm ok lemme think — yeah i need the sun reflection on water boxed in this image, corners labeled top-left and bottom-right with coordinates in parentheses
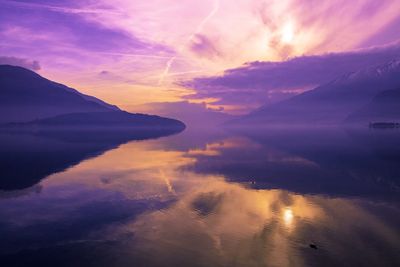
top-left (283, 207), bottom-right (294, 228)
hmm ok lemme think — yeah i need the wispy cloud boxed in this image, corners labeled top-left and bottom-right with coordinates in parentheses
top-left (0, 0), bottom-right (121, 15)
top-left (90, 0), bottom-right (400, 70)
top-left (158, 0), bottom-right (220, 85)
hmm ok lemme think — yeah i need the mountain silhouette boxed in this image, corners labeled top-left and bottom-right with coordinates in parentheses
top-left (0, 65), bottom-right (185, 131)
top-left (230, 59), bottom-right (400, 126)
top-left (0, 65), bottom-right (119, 123)
top-left (0, 65), bottom-right (186, 190)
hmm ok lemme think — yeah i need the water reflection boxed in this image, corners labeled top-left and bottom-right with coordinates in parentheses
top-left (0, 127), bottom-right (183, 190)
top-left (283, 207), bottom-right (294, 228)
top-left (188, 128), bottom-right (400, 201)
top-left (0, 127), bottom-right (399, 266)
top-left (120, 181), bottom-right (399, 267)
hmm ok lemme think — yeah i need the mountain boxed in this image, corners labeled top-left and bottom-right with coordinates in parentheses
top-left (0, 65), bottom-right (121, 123)
top-left (231, 59), bottom-right (400, 126)
top-left (54, 83), bottom-right (120, 111)
top-left (0, 65), bottom-right (185, 131)
top-left (346, 88), bottom-right (400, 123)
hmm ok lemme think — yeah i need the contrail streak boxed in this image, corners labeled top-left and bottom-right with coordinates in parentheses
top-left (158, 0), bottom-right (220, 85)
top-left (98, 52), bottom-right (186, 60)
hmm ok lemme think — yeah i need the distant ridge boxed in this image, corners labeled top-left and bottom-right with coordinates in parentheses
top-left (6, 111), bottom-right (186, 129)
top-left (229, 59), bottom-right (400, 126)
top-left (346, 87), bottom-right (400, 123)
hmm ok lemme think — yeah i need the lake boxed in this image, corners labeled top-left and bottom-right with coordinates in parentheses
top-left (0, 127), bottom-right (399, 267)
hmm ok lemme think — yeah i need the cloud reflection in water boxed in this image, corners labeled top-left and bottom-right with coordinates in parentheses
top-left (111, 180), bottom-right (399, 267)
top-left (1, 130), bottom-right (400, 266)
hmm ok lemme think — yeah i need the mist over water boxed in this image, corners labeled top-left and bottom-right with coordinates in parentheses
top-left (0, 126), bottom-right (399, 267)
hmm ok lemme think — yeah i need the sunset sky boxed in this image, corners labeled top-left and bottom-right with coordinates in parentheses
top-left (1, 0), bottom-right (400, 114)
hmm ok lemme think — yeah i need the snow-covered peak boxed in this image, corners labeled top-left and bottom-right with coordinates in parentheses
top-left (331, 58), bottom-right (400, 84)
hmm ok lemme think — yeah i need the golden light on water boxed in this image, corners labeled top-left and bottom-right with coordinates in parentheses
top-left (283, 207), bottom-right (294, 227)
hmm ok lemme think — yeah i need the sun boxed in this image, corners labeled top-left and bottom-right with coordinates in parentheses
top-left (281, 21), bottom-right (295, 44)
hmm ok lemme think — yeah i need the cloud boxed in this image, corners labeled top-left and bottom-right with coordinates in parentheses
top-left (360, 15), bottom-right (400, 48)
top-left (0, 0), bottom-right (179, 89)
top-left (61, 0), bottom-right (400, 75)
top-left (190, 34), bottom-right (221, 59)
top-left (182, 42), bottom-right (400, 112)
top-left (0, 56), bottom-right (41, 70)
top-left (0, 0), bottom-right (121, 15)
top-left (2, 0), bottom-right (400, 109)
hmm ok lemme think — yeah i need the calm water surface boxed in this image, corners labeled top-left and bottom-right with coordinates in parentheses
top-left (0, 127), bottom-right (399, 267)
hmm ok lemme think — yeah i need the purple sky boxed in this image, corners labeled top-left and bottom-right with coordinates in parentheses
top-left (1, 0), bottom-right (400, 114)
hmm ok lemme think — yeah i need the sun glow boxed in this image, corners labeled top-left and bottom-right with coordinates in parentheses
top-left (281, 21), bottom-right (295, 44)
